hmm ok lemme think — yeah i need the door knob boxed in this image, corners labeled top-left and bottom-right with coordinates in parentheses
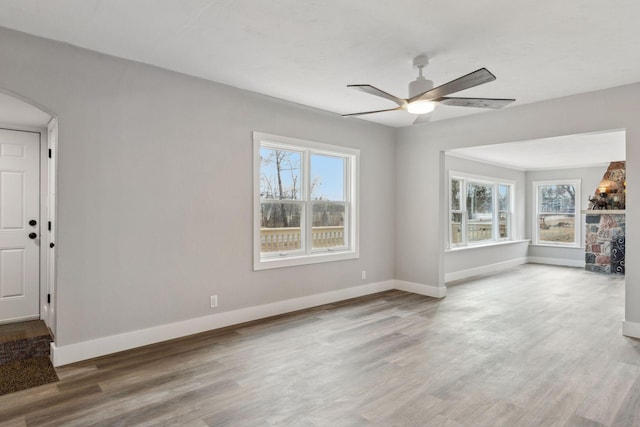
top-left (29, 219), bottom-right (37, 226)
top-left (28, 232), bottom-right (37, 239)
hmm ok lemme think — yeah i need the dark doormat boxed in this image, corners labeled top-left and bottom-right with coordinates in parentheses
top-left (0, 356), bottom-right (58, 396)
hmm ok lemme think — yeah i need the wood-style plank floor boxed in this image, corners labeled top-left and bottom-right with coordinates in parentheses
top-left (1, 264), bottom-right (638, 426)
top-left (0, 321), bottom-right (50, 344)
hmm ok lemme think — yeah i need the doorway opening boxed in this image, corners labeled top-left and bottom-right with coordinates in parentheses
top-left (442, 129), bottom-right (626, 283)
top-left (0, 90), bottom-right (57, 339)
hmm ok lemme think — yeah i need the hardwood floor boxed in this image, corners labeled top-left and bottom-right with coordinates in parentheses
top-left (0, 321), bottom-right (50, 344)
top-left (1, 264), bottom-right (638, 426)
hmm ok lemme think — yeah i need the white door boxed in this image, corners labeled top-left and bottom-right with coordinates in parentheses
top-left (0, 129), bottom-right (40, 323)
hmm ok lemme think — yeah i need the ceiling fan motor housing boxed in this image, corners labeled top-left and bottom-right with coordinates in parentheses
top-left (409, 77), bottom-right (433, 99)
top-left (409, 54), bottom-right (433, 99)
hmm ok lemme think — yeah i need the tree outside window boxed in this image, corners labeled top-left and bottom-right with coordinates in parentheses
top-left (254, 133), bottom-right (359, 270)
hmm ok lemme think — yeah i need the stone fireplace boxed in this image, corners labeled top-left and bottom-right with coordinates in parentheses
top-left (584, 161), bottom-right (625, 275)
top-left (584, 212), bottom-right (625, 274)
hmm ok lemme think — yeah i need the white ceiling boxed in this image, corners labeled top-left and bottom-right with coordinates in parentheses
top-left (447, 130), bottom-right (626, 171)
top-left (0, 1), bottom-right (639, 127)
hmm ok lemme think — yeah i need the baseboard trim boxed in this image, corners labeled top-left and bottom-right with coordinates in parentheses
top-left (51, 280), bottom-right (395, 367)
top-left (445, 257), bottom-right (528, 283)
top-left (527, 257), bottom-right (584, 268)
top-left (0, 314), bottom-right (39, 325)
top-left (394, 280), bottom-right (446, 298)
top-left (622, 320), bottom-right (640, 339)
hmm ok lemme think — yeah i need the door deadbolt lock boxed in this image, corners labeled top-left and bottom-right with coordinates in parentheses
top-left (29, 219), bottom-right (37, 226)
top-left (28, 232), bottom-right (37, 240)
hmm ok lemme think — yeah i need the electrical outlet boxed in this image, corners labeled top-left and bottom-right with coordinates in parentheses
top-left (361, 270), bottom-right (367, 280)
top-left (210, 295), bottom-right (218, 308)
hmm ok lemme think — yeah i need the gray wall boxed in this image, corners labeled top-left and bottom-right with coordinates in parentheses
top-left (444, 155), bottom-right (527, 276)
top-left (3, 24), bottom-right (640, 350)
top-left (0, 28), bottom-right (396, 346)
top-left (396, 83), bottom-right (640, 325)
top-left (526, 165), bottom-right (609, 264)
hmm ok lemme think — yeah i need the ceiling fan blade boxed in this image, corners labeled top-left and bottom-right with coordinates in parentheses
top-left (409, 68), bottom-right (496, 103)
top-left (348, 84), bottom-right (406, 107)
top-left (342, 107), bottom-right (404, 117)
top-left (413, 112), bottom-right (432, 125)
top-left (439, 97), bottom-right (515, 109)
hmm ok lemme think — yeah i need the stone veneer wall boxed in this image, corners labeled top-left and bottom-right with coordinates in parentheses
top-left (588, 161), bottom-right (626, 210)
top-left (585, 213), bottom-right (625, 274)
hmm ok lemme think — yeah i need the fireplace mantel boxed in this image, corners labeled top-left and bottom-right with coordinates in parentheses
top-left (581, 210), bottom-right (626, 215)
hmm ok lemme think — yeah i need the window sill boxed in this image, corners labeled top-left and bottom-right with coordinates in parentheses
top-left (529, 243), bottom-right (583, 249)
top-left (254, 250), bottom-right (359, 271)
top-left (446, 239), bottom-right (530, 252)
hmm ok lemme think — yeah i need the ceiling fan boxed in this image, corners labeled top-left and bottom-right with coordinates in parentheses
top-left (343, 55), bottom-right (515, 124)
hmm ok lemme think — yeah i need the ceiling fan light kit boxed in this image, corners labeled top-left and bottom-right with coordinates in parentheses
top-left (343, 55), bottom-right (515, 125)
top-left (407, 56), bottom-right (435, 114)
top-left (407, 100), bottom-right (436, 114)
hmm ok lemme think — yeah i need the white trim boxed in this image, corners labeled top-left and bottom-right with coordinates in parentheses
top-left (444, 257), bottom-right (528, 283)
top-left (51, 280), bottom-right (395, 366)
top-left (254, 132), bottom-right (360, 157)
top-left (444, 256), bottom-right (584, 283)
top-left (527, 256), bottom-right (584, 268)
top-left (394, 280), bottom-right (447, 298)
top-left (622, 320), bottom-right (640, 339)
top-left (256, 250), bottom-right (360, 270)
top-left (445, 239), bottom-right (530, 253)
top-left (45, 118), bottom-right (57, 336)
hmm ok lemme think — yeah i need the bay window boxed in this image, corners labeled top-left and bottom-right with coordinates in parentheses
top-left (449, 173), bottom-right (514, 248)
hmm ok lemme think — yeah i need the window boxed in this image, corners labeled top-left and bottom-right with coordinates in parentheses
top-left (533, 180), bottom-right (580, 247)
top-left (253, 132), bottom-right (359, 270)
top-left (449, 173), bottom-right (514, 248)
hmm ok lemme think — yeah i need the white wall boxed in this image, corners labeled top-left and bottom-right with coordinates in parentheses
top-left (444, 155), bottom-right (528, 280)
top-left (0, 27), bottom-right (397, 348)
top-left (396, 83), bottom-right (640, 333)
top-left (526, 165), bottom-right (609, 266)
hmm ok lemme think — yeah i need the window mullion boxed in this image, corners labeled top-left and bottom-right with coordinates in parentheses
top-left (344, 155), bottom-right (351, 250)
top-left (462, 179), bottom-right (467, 245)
top-left (303, 149), bottom-right (311, 255)
top-left (493, 183), bottom-right (498, 241)
top-left (448, 177), bottom-right (453, 248)
top-left (535, 185), bottom-right (541, 244)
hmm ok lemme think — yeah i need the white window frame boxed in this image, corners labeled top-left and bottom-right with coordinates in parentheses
top-left (448, 171), bottom-right (515, 249)
top-left (253, 132), bottom-right (359, 270)
top-left (532, 179), bottom-right (581, 247)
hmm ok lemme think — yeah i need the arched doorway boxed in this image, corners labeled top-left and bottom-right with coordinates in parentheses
top-left (0, 90), bottom-right (57, 336)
